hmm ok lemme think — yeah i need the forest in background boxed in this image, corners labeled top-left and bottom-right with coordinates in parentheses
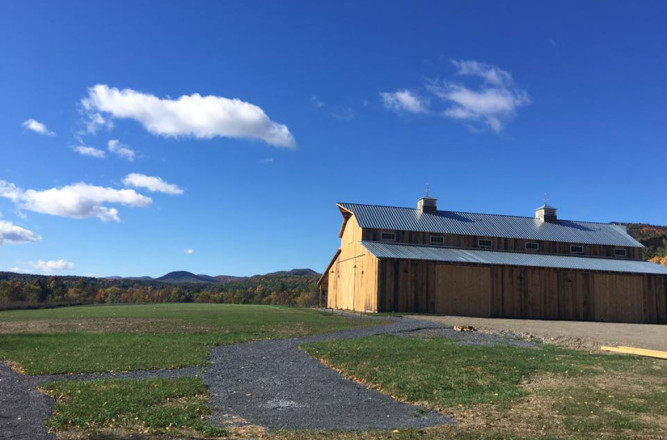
top-left (619, 222), bottom-right (667, 265)
top-left (0, 271), bottom-right (320, 310)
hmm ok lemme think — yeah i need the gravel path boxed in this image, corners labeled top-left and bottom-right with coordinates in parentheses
top-left (2, 315), bottom-right (537, 436)
top-left (0, 364), bottom-right (55, 440)
top-left (204, 318), bottom-right (451, 430)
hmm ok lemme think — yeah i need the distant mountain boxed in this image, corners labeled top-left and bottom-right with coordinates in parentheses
top-left (214, 275), bottom-right (246, 283)
top-left (105, 268), bottom-right (321, 284)
top-left (106, 276), bottom-right (153, 281)
top-left (260, 268), bottom-right (320, 277)
top-left (155, 271), bottom-right (217, 284)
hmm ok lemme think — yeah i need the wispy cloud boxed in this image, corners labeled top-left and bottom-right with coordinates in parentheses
top-left (380, 90), bottom-right (428, 114)
top-left (82, 112), bottom-right (113, 135)
top-left (184, 248), bottom-right (194, 255)
top-left (310, 95), bottom-right (325, 108)
top-left (108, 139), bottom-right (135, 161)
top-left (0, 180), bottom-right (152, 222)
top-left (380, 60), bottom-right (529, 132)
top-left (331, 107), bottom-right (355, 121)
top-left (260, 158), bottom-right (274, 164)
top-left (0, 220), bottom-right (41, 245)
top-left (81, 84), bottom-right (296, 148)
top-left (122, 173), bottom-right (183, 195)
top-left (22, 118), bottom-right (55, 136)
top-left (73, 145), bottom-right (106, 158)
top-left (30, 259), bottom-right (75, 273)
top-left (427, 59), bottom-right (530, 132)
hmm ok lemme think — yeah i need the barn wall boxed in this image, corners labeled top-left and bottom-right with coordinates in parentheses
top-left (363, 229), bottom-right (642, 260)
top-left (327, 217), bottom-right (378, 311)
top-left (377, 259), bottom-right (667, 323)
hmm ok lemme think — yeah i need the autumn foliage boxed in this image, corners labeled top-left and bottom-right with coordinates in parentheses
top-left (650, 256), bottom-right (667, 266)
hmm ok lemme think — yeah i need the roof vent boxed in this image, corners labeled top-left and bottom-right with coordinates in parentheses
top-left (417, 187), bottom-right (437, 214)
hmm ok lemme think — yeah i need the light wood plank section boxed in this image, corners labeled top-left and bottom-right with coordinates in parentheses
top-left (600, 345), bottom-right (667, 360)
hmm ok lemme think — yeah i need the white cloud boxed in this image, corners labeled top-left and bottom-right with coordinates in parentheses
top-left (427, 60), bottom-right (530, 132)
top-left (450, 60), bottom-right (513, 86)
top-left (107, 139), bottom-right (135, 161)
top-left (0, 180), bottom-right (152, 222)
top-left (82, 84), bottom-right (295, 148)
top-left (73, 145), bottom-right (106, 158)
top-left (22, 118), bottom-right (55, 136)
top-left (260, 158), bottom-right (274, 164)
top-left (30, 259), bottom-right (75, 273)
top-left (0, 220), bottom-right (41, 245)
top-left (184, 248), bottom-right (194, 255)
top-left (122, 173), bottom-right (183, 195)
top-left (380, 90), bottom-right (428, 114)
top-left (82, 112), bottom-right (113, 134)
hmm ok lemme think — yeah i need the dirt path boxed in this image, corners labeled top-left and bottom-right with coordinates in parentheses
top-left (409, 315), bottom-right (667, 351)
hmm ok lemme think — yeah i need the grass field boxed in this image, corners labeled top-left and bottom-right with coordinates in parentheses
top-left (302, 335), bottom-right (667, 440)
top-left (43, 377), bottom-right (224, 437)
top-left (5, 305), bottom-right (665, 439)
top-left (0, 304), bottom-right (375, 374)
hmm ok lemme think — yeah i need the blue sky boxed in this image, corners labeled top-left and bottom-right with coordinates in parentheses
top-left (1, 1), bottom-right (665, 277)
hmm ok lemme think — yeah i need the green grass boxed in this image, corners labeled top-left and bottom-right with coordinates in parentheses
top-left (0, 304), bottom-right (378, 374)
top-left (302, 334), bottom-right (667, 439)
top-left (43, 377), bottom-right (224, 436)
top-left (304, 335), bottom-right (636, 408)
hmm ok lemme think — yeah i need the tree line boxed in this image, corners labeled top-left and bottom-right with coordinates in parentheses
top-left (0, 272), bottom-right (320, 310)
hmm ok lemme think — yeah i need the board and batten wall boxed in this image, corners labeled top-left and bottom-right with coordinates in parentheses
top-left (376, 259), bottom-right (667, 324)
top-left (326, 216), bottom-right (378, 312)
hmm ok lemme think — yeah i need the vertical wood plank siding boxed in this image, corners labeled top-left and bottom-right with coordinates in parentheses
top-left (376, 259), bottom-right (667, 323)
top-left (326, 216), bottom-right (378, 312)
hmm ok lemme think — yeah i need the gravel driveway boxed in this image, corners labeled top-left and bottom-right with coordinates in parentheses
top-left (409, 315), bottom-right (667, 351)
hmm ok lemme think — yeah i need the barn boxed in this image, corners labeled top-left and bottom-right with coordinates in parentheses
top-left (318, 195), bottom-right (667, 323)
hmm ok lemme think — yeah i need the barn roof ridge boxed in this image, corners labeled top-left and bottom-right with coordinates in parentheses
top-left (337, 202), bottom-right (642, 248)
top-left (337, 201), bottom-right (616, 227)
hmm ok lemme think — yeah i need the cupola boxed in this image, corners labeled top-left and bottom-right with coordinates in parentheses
top-left (417, 187), bottom-right (437, 214)
top-left (535, 204), bottom-right (557, 223)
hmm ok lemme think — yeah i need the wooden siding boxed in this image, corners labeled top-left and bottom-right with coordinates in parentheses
top-left (376, 259), bottom-right (667, 324)
top-left (326, 216), bottom-right (378, 312)
top-left (362, 228), bottom-right (643, 260)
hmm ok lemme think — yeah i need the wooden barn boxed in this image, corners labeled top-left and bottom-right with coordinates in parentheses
top-left (318, 195), bottom-right (667, 323)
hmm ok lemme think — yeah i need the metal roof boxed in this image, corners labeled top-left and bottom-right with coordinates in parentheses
top-left (339, 203), bottom-right (642, 247)
top-left (361, 241), bottom-right (667, 275)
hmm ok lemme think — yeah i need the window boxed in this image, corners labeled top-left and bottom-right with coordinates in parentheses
top-left (380, 232), bottom-right (396, 241)
top-left (525, 242), bottom-right (540, 251)
top-left (570, 245), bottom-right (584, 254)
top-left (430, 235), bottom-right (444, 245)
top-left (478, 239), bottom-right (493, 249)
top-left (614, 248), bottom-right (627, 257)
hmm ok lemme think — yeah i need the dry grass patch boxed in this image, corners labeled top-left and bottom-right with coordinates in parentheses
top-left (0, 318), bottom-right (216, 334)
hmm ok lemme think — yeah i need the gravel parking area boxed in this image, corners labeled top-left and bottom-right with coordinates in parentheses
top-left (409, 315), bottom-right (667, 351)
